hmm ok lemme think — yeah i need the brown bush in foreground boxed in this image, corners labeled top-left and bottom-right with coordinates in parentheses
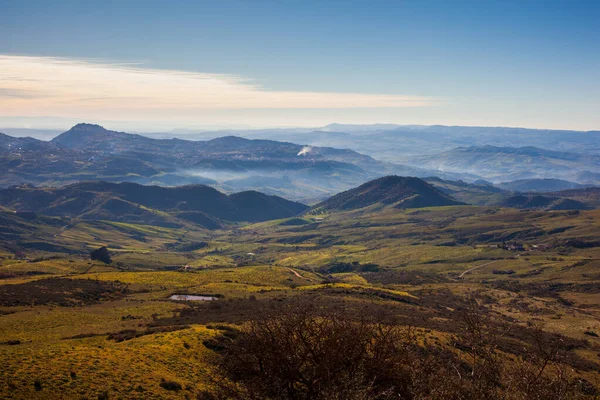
top-left (204, 304), bottom-right (594, 400)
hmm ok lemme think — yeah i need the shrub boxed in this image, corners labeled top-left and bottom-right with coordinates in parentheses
top-left (204, 304), bottom-right (591, 399)
top-left (90, 246), bottom-right (112, 264)
top-left (159, 379), bottom-right (182, 391)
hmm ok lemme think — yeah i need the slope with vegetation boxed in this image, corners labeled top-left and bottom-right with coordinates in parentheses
top-left (314, 175), bottom-right (465, 212)
top-left (0, 176), bottom-right (599, 399)
top-left (499, 194), bottom-right (590, 211)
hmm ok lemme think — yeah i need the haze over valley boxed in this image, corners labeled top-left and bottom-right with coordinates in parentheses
top-left (3, 123), bottom-right (600, 204)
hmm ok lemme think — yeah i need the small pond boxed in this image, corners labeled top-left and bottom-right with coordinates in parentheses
top-left (169, 294), bottom-right (218, 301)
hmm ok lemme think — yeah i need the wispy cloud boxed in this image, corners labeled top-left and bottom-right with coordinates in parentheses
top-left (0, 55), bottom-right (436, 122)
top-left (0, 88), bottom-right (51, 99)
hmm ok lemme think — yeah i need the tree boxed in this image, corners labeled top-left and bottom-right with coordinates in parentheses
top-left (90, 246), bottom-right (111, 264)
top-left (203, 304), bottom-right (591, 400)
top-left (206, 306), bottom-right (417, 399)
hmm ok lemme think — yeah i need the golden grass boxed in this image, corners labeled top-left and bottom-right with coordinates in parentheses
top-left (71, 265), bottom-right (320, 293)
top-left (0, 325), bottom-right (215, 399)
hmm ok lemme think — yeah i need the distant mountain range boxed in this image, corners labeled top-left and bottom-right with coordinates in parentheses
top-left (407, 145), bottom-right (600, 184)
top-left (2, 123), bottom-right (600, 201)
top-left (0, 123), bottom-right (473, 202)
top-left (139, 123), bottom-right (600, 167)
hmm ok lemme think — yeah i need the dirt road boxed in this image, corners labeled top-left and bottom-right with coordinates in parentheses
top-left (289, 268), bottom-right (304, 279)
top-left (459, 260), bottom-right (501, 278)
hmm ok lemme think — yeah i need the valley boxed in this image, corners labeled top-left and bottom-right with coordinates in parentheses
top-left (1, 175), bottom-right (599, 398)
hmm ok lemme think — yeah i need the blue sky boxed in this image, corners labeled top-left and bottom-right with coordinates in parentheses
top-left (1, 0), bottom-right (599, 130)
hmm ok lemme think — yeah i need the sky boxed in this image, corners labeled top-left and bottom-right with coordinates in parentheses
top-left (1, 0), bottom-right (599, 131)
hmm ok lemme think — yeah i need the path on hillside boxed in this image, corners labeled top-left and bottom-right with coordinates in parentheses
top-left (459, 253), bottom-right (523, 278)
top-left (459, 260), bottom-right (501, 278)
top-left (288, 268), bottom-right (304, 279)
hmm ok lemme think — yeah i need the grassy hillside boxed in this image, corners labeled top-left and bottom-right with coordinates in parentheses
top-left (1, 200), bottom-right (599, 398)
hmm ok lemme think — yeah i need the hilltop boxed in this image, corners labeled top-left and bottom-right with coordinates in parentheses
top-left (314, 176), bottom-right (464, 211)
top-left (51, 123), bottom-right (148, 149)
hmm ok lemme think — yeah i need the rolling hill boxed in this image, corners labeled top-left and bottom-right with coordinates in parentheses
top-left (425, 177), bottom-right (600, 210)
top-left (546, 187), bottom-right (600, 209)
top-left (314, 176), bottom-right (465, 211)
top-left (498, 178), bottom-right (588, 192)
top-left (0, 182), bottom-right (309, 227)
